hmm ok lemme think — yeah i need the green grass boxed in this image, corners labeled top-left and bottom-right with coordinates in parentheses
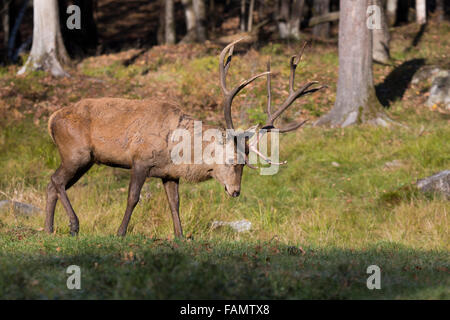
top-left (0, 114), bottom-right (448, 299)
top-left (0, 235), bottom-right (448, 299)
top-left (0, 21), bottom-right (449, 299)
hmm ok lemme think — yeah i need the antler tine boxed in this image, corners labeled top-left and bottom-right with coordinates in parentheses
top-left (270, 81), bottom-right (319, 121)
top-left (278, 119), bottom-right (309, 133)
top-left (220, 38), bottom-right (270, 130)
top-left (262, 42), bottom-right (326, 130)
top-left (289, 42), bottom-right (308, 94)
top-left (266, 59), bottom-right (273, 122)
top-left (219, 38), bottom-right (244, 94)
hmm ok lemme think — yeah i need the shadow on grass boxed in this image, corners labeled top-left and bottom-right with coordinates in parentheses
top-left (376, 58), bottom-right (425, 107)
top-left (404, 24), bottom-right (427, 53)
top-left (0, 237), bottom-right (448, 299)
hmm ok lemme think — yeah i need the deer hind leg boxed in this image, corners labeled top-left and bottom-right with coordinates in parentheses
top-left (50, 153), bottom-right (93, 236)
top-left (117, 164), bottom-right (149, 237)
top-left (44, 182), bottom-right (58, 233)
top-left (162, 178), bottom-right (183, 238)
top-left (45, 162), bottom-right (93, 234)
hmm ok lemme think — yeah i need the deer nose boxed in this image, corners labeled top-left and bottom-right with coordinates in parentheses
top-left (232, 191), bottom-right (240, 197)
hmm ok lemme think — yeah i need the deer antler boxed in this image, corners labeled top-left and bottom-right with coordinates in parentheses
top-left (219, 38), bottom-right (270, 130)
top-left (248, 42), bottom-right (327, 165)
top-left (263, 42), bottom-right (327, 132)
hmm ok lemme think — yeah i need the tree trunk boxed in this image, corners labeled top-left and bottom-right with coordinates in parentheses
top-left (181, 0), bottom-right (197, 42)
top-left (157, 0), bottom-right (165, 44)
top-left (316, 0), bottom-right (387, 127)
top-left (386, 0), bottom-right (397, 26)
top-left (289, 0), bottom-right (305, 40)
top-left (165, 0), bottom-right (176, 44)
top-left (277, 0), bottom-right (290, 39)
top-left (435, 0), bottom-right (444, 22)
top-left (247, 0), bottom-right (255, 32)
top-left (277, 0), bottom-right (304, 40)
top-left (372, 0), bottom-right (390, 64)
top-left (193, 0), bottom-right (206, 42)
top-left (240, 0), bottom-right (246, 32)
top-left (7, 0), bottom-right (29, 61)
top-left (1, 0), bottom-right (9, 50)
top-left (18, 0), bottom-right (69, 77)
top-left (312, 0), bottom-right (330, 38)
top-left (416, 0), bottom-right (426, 25)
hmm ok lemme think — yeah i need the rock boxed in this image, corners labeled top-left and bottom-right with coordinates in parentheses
top-left (411, 66), bottom-right (442, 85)
top-left (331, 162), bottom-right (340, 167)
top-left (426, 71), bottom-right (450, 110)
top-left (416, 170), bottom-right (450, 199)
top-left (384, 159), bottom-right (404, 169)
top-left (0, 200), bottom-right (43, 216)
top-left (211, 219), bottom-right (251, 233)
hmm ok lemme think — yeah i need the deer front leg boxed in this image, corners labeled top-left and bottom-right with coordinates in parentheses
top-left (162, 178), bottom-right (183, 238)
top-left (117, 165), bottom-right (148, 237)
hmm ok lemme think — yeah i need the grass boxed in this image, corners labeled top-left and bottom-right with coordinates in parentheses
top-left (0, 235), bottom-right (448, 299)
top-left (0, 21), bottom-right (449, 299)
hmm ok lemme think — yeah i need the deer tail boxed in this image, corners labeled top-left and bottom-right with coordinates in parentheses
top-left (47, 109), bottom-right (61, 144)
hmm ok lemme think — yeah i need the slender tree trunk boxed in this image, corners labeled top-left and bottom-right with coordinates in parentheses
top-left (165, 0), bottom-right (176, 44)
top-left (316, 0), bottom-right (387, 127)
top-left (372, 0), bottom-right (390, 63)
top-left (157, 0), bottom-right (165, 44)
top-left (416, 0), bottom-right (426, 25)
top-left (312, 0), bottom-right (330, 38)
top-left (247, 0), bottom-right (255, 32)
top-left (240, 0), bottom-right (246, 32)
top-left (435, 0), bottom-right (444, 22)
top-left (1, 0), bottom-right (9, 51)
top-left (181, 0), bottom-right (197, 42)
top-left (18, 0), bottom-right (69, 77)
top-left (209, 0), bottom-right (216, 33)
top-left (193, 0), bottom-right (206, 41)
top-left (7, 0), bottom-right (29, 61)
top-left (386, 0), bottom-right (397, 26)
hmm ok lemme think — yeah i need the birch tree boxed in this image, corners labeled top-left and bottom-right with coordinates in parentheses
top-left (386, 0), bottom-right (397, 26)
top-left (18, 0), bottom-right (69, 77)
top-left (372, 0), bottom-right (390, 64)
top-left (165, 0), bottom-right (176, 44)
top-left (416, 0), bottom-right (426, 25)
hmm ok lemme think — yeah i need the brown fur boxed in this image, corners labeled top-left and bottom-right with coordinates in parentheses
top-left (45, 97), bottom-right (244, 237)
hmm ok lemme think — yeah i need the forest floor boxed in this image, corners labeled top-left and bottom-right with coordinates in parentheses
top-left (0, 21), bottom-right (449, 299)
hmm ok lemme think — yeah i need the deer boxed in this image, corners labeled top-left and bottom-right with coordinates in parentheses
top-left (45, 39), bottom-right (325, 238)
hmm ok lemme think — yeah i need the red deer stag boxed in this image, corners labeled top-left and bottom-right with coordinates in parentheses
top-left (45, 39), bottom-right (325, 237)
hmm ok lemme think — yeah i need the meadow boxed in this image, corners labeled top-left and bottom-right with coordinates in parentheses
top-left (0, 21), bottom-right (448, 299)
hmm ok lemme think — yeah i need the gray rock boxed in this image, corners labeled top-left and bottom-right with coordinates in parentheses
top-left (411, 66), bottom-right (442, 85)
top-left (384, 159), bottom-right (404, 169)
top-left (211, 219), bottom-right (251, 233)
top-left (331, 161), bottom-right (340, 167)
top-left (0, 200), bottom-right (43, 216)
top-left (426, 71), bottom-right (450, 110)
top-left (416, 170), bottom-right (450, 199)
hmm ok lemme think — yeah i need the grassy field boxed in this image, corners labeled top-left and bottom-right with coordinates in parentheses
top-left (0, 21), bottom-right (449, 299)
